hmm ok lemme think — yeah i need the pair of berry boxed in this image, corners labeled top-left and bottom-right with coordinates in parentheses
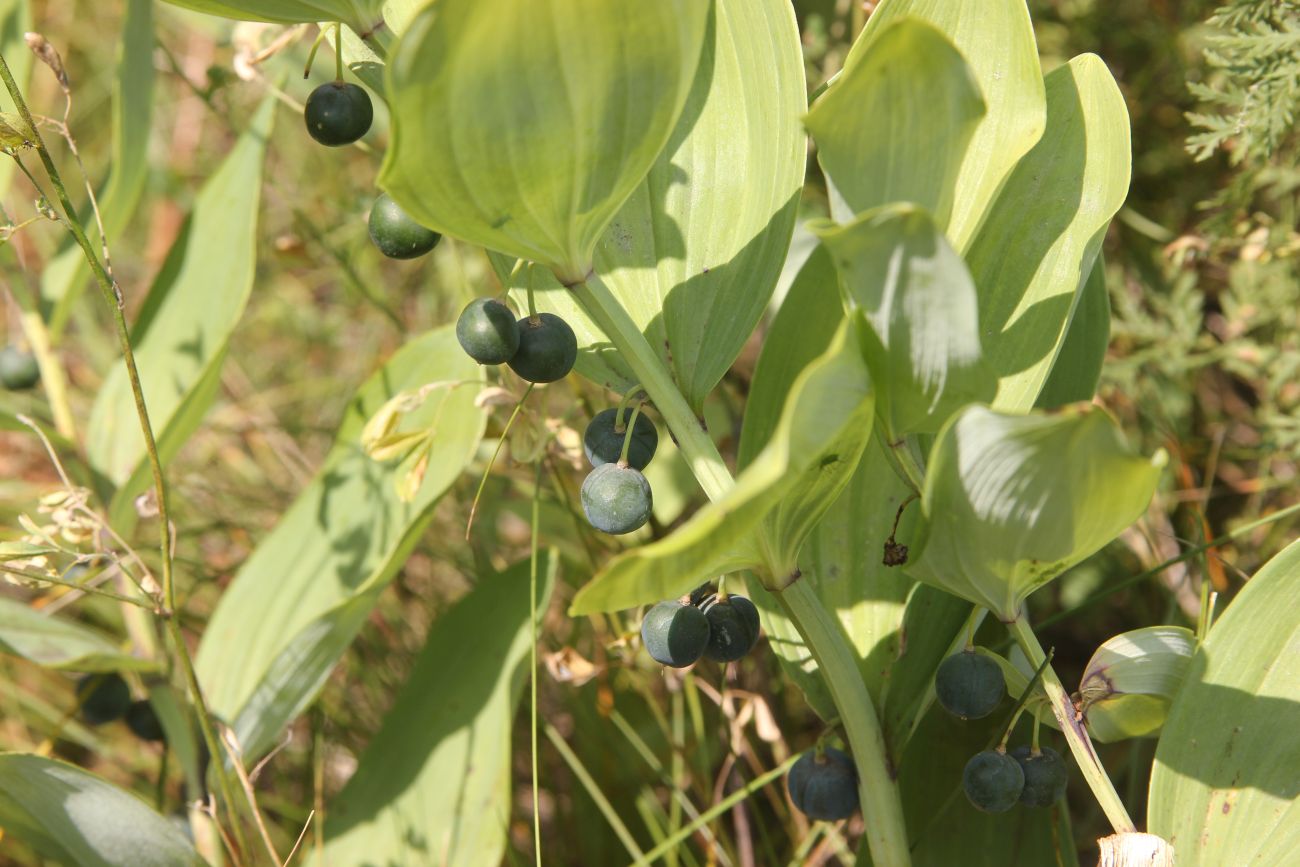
top-left (0, 345), bottom-right (39, 390)
top-left (579, 407), bottom-right (658, 535)
top-left (787, 747), bottom-right (859, 821)
top-left (456, 298), bottom-right (578, 384)
top-left (75, 673), bottom-right (165, 743)
top-left (640, 591), bottom-right (761, 668)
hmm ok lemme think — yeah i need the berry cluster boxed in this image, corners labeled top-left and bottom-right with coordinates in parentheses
top-left (455, 299), bottom-right (578, 384)
top-left (934, 649), bottom-right (1069, 813)
top-left (639, 588), bottom-right (760, 668)
top-left (579, 405), bottom-right (658, 535)
top-left (75, 673), bottom-right (165, 743)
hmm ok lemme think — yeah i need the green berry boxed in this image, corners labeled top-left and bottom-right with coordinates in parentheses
top-left (702, 595), bottom-right (761, 663)
top-left (0, 346), bottom-right (39, 390)
top-left (583, 408), bottom-right (658, 470)
top-left (456, 298), bottom-right (520, 365)
top-left (1011, 745), bottom-right (1068, 807)
top-left (76, 673), bottom-right (131, 726)
top-left (640, 600), bottom-right (709, 668)
top-left (935, 650), bottom-right (1005, 720)
top-left (368, 193), bottom-right (441, 259)
top-left (125, 699), bottom-right (166, 743)
top-left (962, 749), bottom-right (1025, 813)
top-left (507, 313), bottom-right (577, 383)
top-left (787, 747), bottom-right (859, 820)
top-left (304, 81), bottom-right (372, 146)
top-left (580, 463), bottom-right (652, 535)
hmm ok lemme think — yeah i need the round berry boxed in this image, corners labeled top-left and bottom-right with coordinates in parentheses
top-left (583, 407), bottom-right (658, 470)
top-left (787, 747), bottom-right (859, 820)
top-left (507, 313), bottom-right (577, 383)
top-left (304, 81), bottom-right (372, 146)
top-left (0, 346), bottom-right (39, 390)
top-left (935, 650), bottom-right (1005, 720)
top-left (76, 673), bottom-right (131, 726)
top-left (640, 600), bottom-right (710, 668)
top-left (702, 595), bottom-right (761, 663)
top-left (368, 193), bottom-right (440, 259)
top-left (962, 749), bottom-right (1025, 813)
top-left (125, 699), bottom-right (166, 743)
top-left (1011, 745), bottom-right (1068, 807)
top-left (580, 463), bottom-right (652, 535)
top-left (456, 298), bottom-right (520, 365)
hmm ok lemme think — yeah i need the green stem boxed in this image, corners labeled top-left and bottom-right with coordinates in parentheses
top-left (1007, 615), bottom-right (1135, 833)
top-left (530, 461), bottom-right (543, 867)
top-left (18, 309), bottom-right (76, 441)
top-left (545, 724), bottom-right (644, 860)
top-left (0, 48), bottom-right (249, 857)
top-left (618, 404), bottom-right (643, 466)
top-left (334, 22), bottom-right (343, 81)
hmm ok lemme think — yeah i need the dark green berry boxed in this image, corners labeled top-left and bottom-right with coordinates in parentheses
top-left (76, 673), bottom-right (131, 726)
top-left (581, 463), bottom-right (652, 535)
top-left (0, 346), bottom-right (40, 390)
top-left (583, 408), bottom-right (658, 470)
top-left (368, 193), bottom-right (440, 259)
top-left (304, 81), bottom-right (372, 146)
top-left (702, 595), bottom-right (761, 663)
top-left (787, 747), bottom-right (859, 820)
top-left (507, 313), bottom-right (577, 383)
top-left (935, 650), bottom-right (1005, 720)
top-left (640, 600), bottom-right (709, 668)
top-left (456, 298), bottom-right (520, 365)
top-left (125, 699), bottom-right (166, 743)
top-left (1011, 745), bottom-right (1068, 807)
top-left (962, 749), bottom-right (1025, 813)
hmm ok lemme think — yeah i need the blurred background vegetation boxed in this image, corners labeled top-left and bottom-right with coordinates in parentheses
top-left (1, 0), bottom-right (1297, 864)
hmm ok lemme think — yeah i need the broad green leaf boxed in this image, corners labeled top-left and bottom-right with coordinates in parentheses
top-left (907, 404), bottom-right (1166, 620)
top-left (965, 55), bottom-right (1131, 412)
top-left (1080, 625), bottom-right (1195, 743)
top-left (196, 327), bottom-right (485, 761)
top-left (87, 93), bottom-right (275, 516)
top-left (382, 0), bottom-right (709, 279)
top-left (1036, 256), bottom-right (1110, 410)
top-left (1148, 539), bottom-right (1300, 865)
top-left (569, 321), bottom-right (872, 615)
top-left (0, 597), bottom-right (157, 672)
top-left (41, 0), bottom-right (154, 335)
top-left (851, 0), bottom-right (1046, 252)
top-left (0, 753), bottom-right (204, 867)
top-left (324, 554), bottom-right (557, 865)
top-left (806, 18), bottom-right (984, 230)
top-left (813, 204), bottom-right (995, 438)
top-left (158, 0), bottom-right (381, 26)
top-left (0, 0), bottom-right (31, 198)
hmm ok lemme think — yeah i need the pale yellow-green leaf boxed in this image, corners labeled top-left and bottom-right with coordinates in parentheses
top-left (158, 0), bottom-right (381, 26)
top-left (382, 0), bottom-right (709, 279)
top-left (0, 0), bottom-right (32, 199)
top-left (1080, 625), bottom-right (1195, 742)
top-left (1036, 255), bottom-right (1110, 410)
top-left (0, 597), bottom-right (158, 673)
top-left (1148, 538), bottom-right (1300, 865)
top-left (807, 18), bottom-right (984, 230)
top-left (0, 110), bottom-right (33, 148)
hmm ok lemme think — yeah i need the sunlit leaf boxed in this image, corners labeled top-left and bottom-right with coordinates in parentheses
top-left (1148, 538), bottom-right (1300, 865)
top-left (0, 753), bottom-right (204, 866)
top-left (323, 554), bottom-right (557, 865)
top-left (195, 327), bottom-right (485, 761)
top-left (907, 404), bottom-right (1166, 620)
top-left (0, 0), bottom-right (32, 199)
top-left (1036, 256), bottom-right (1110, 410)
top-left (0, 597), bottom-right (157, 672)
top-left (1080, 625), bottom-right (1195, 743)
top-left (158, 0), bottom-right (381, 27)
top-left (382, 0), bottom-right (709, 279)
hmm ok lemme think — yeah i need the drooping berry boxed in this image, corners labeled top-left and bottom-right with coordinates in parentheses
top-left (76, 673), bottom-right (131, 726)
top-left (580, 463), bottom-right (652, 535)
top-left (0, 346), bottom-right (40, 390)
top-left (456, 298), bottom-right (520, 365)
top-left (304, 81), bottom-right (372, 146)
top-left (368, 193), bottom-right (441, 259)
top-left (962, 749), bottom-right (1025, 813)
top-left (125, 699), bottom-right (166, 743)
top-left (787, 747), bottom-right (859, 821)
top-left (583, 408), bottom-right (658, 470)
top-left (1011, 745), bottom-right (1068, 807)
top-left (935, 650), bottom-right (1005, 720)
top-left (702, 594), bottom-right (761, 663)
top-left (640, 600), bottom-right (709, 668)
top-left (507, 313), bottom-right (577, 383)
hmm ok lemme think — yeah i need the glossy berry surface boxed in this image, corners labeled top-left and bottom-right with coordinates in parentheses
top-left (456, 298), bottom-right (520, 365)
top-left (640, 600), bottom-right (710, 668)
top-left (507, 313), bottom-right (577, 383)
top-left (935, 650), bottom-right (1005, 720)
top-left (962, 749), bottom-right (1025, 813)
top-left (304, 81), bottom-right (373, 146)
top-left (702, 595), bottom-right (761, 662)
top-left (76, 673), bottom-right (131, 726)
top-left (0, 346), bottom-right (39, 390)
top-left (1011, 745), bottom-right (1068, 807)
top-left (368, 193), bottom-right (441, 259)
top-left (581, 464), bottom-right (652, 535)
top-left (125, 699), bottom-right (166, 743)
top-left (787, 747), bottom-right (859, 820)
top-left (583, 408), bottom-right (658, 470)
